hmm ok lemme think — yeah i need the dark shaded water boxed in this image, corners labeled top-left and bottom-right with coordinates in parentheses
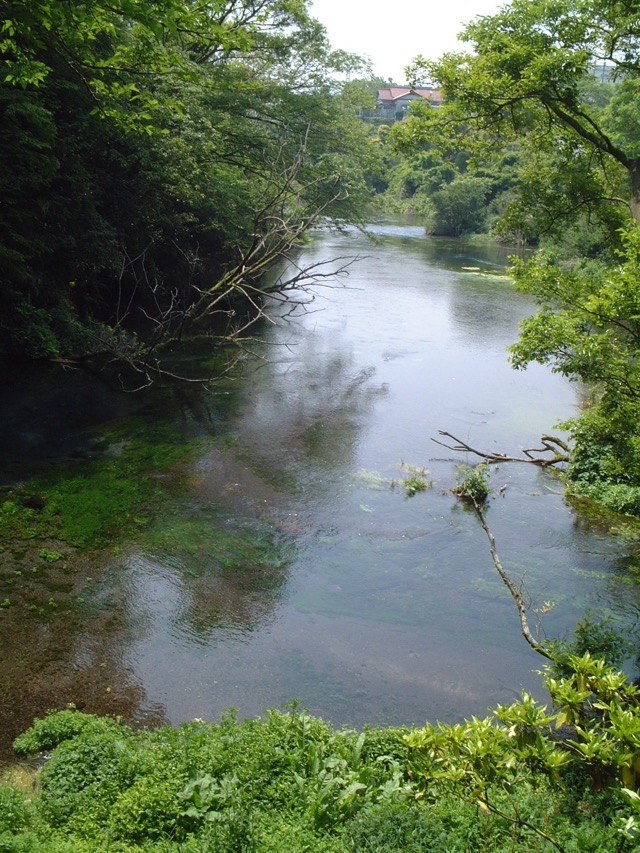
top-left (2, 223), bottom-right (640, 754)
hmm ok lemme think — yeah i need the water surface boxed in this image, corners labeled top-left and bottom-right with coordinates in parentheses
top-left (2, 223), bottom-right (639, 751)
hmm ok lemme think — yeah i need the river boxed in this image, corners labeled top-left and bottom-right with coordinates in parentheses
top-left (1, 221), bottom-right (639, 753)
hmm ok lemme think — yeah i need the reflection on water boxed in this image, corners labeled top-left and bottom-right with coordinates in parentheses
top-left (2, 223), bottom-right (640, 753)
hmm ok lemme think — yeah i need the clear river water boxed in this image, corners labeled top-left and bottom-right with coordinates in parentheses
top-left (2, 221), bottom-right (640, 753)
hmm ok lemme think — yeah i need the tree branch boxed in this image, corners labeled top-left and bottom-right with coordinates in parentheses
top-left (470, 498), bottom-right (552, 660)
top-left (432, 431), bottom-right (570, 467)
top-left (480, 793), bottom-right (563, 851)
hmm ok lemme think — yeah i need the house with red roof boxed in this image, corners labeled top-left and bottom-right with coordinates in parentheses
top-left (376, 87), bottom-right (442, 121)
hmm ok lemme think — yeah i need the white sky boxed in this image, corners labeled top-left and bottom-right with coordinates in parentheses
top-left (310, 0), bottom-right (504, 83)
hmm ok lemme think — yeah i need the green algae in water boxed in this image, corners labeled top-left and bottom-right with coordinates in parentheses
top-left (145, 510), bottom-right (294, 586)
top-left (0, 499), bottom-right (41, 542)
top-left (353, 468), bottom-right (389, 491)
top-left (138, 510), bottom-right (295, 642)
top-left (1, 420), bottom-right (202, 549)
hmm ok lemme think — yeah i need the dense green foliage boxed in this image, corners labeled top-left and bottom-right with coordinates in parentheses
top-left (381, 0), bottom-right (640, 246)
top-left (5, 641), bottom-right (640, 851)
top-left (396, 0), bottom-right (638, 238)
top-left (0, 0), bottom-right (380, 369)
top-left (378, 135), bottom-right (524, 238)
top-left (509, 226), bottom-right (640, 515)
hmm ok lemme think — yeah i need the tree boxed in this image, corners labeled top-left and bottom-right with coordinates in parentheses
top-left (397, 0), bottom-right (640, 236)
top-left (0, 0), bottom-right (380, 370)
top-left (429, 176), bottom-right (492, 236)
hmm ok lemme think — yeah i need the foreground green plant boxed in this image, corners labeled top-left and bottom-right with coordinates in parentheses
top-left (407, 652), bottom-right (640, 848)
top-left (6, 646), bottom-right (640, 852)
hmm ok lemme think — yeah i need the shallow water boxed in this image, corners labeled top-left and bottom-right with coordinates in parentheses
top-left (2, 223), bottom-right (640, 751)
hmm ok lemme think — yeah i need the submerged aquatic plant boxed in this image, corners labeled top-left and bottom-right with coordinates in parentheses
top-left (2, 420), bottom-right (200, 549)
top-left (396, 462), bottom-right (432, 498)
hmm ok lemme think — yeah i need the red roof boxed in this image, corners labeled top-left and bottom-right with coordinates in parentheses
top-left (377, 87), bottom-right (442, 104)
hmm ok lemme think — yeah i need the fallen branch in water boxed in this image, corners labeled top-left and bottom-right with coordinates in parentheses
top-left (433, 431), bottom-right (570, 468)
top-left (469, 497), bottom-right (552, 660)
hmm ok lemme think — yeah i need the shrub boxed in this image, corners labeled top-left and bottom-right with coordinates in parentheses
top-left (0, 786), bottom-right (32, 836)
top-left (344, 799), bottom-right (454, 852)
top-left (571, 480), bottom-right (640, 516)
top-left (109, 775), bottom-right (186, 842)
top-left (4, 675), bottom-right (640, 852)
top-left (12, 711), bottom-right (118, 755)
top-left (565, 400), bottom-right (640, 516)
top-left (34, 723), bottom-right (139, 831)
top-left (546, 612), bottom-right (634, 679)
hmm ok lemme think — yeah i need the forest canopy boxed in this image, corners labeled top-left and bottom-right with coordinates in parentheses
top-left (0, 0), bottom-right (379, 374)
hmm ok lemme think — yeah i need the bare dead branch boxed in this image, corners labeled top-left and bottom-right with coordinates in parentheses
top-left (433, 431), bottom-right (570, 467)
top-left (470, 498), bottom-right (553, 660)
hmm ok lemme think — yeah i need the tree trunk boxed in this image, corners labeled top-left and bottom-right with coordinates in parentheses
top-left (630, 163), bottom-right (640, 225)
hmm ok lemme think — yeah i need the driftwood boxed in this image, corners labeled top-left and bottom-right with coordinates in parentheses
top-left (433, 431), bottom-right (570, 468)
top-left (470, 498), bottom-right (552, 660)
top-left (440, 426), bottom-right (562, 658)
